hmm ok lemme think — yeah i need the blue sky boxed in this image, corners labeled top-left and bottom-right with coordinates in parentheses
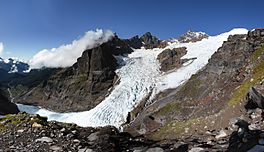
top-left (0, 0), bottom-right (263, 60)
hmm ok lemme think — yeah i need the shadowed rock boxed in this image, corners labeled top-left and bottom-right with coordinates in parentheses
top-left (0, 88), bottom-right (19, 115)
top-left (245, 84), bottom-right (264, 110)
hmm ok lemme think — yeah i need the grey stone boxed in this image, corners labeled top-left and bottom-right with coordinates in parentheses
top-left (50, 145), bottom-right (62, 151)
top-left (146, 147), bottom-right (164, 152)
top-left (35, 137), bottom-right (53, 143)
top-left (78, 148), bottom-right (94, 152)
top-left (88, 132), bottom-right (99, 141)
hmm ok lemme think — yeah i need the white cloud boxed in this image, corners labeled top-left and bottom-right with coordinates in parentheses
top-left (29, 29), bottom-right (114, 69)
top-left (0, 43), bottom-right (4, 56)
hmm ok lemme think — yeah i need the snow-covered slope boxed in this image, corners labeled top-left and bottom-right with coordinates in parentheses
top-left (17, 28), bottom-right (248, 128)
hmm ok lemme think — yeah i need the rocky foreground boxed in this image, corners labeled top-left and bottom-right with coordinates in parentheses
top-left (1, 105), bottom-right (264, 152)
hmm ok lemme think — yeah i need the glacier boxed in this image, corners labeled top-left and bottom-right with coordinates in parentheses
top-left (17, 28), bottom-right (248, 128)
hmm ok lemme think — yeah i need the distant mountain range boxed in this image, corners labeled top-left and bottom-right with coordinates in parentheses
top-left (0, 58), bottom-right (29, 82)
top-left (0, 58), bottom-right (29, 73)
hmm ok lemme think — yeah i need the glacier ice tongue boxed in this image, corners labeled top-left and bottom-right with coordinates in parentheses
top-left (17, 28), bottom-right (248, 128)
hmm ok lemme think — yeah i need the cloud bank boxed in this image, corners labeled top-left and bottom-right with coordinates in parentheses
top-left (29, 29), bottom-right (114, 69)
top-left (0, 43), bottom-right (4, 56)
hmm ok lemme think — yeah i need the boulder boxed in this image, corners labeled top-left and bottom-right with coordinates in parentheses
top-left (146, 147), bottom-right (164, 152)
top-left (245, 84), bottom-right (264, 110)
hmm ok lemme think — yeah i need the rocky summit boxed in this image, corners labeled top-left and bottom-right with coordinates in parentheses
top-left (178, 30), bottom-right (209, 43)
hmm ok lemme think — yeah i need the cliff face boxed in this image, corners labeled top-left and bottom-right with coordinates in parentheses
top-left (14, 36), bottom-right (133, 112)
top-left (0, 88), bottom-right (19, 115)
top-left (125, 29), bottom-right (264, 140)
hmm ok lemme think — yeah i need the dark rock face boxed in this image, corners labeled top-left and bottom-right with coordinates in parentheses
top-left (0, 69), bottom-right (21, 82)
top-left (179, 30), bottom-right (209, 43)
top-left (0, 89), bottom-right (19, 115)
top-left (247, 28), bottom-right (264, 47)
top-left (14, 37), bottom-right (133, 112)
top-left (140, 32), bottom-right (161, 46)
top-left (125, 35), bottom-right (144, 49)
top-left (245, 84), bottom-right (264, 110)
top-left (140, 32), bottom-right (167, 49)
top-left (124, 32), bottom-right (168, 49)
top-left (157, 47), bottom-right (193, 72)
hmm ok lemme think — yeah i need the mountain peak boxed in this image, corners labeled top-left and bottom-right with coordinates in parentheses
top-left (140, 32), bottom-right (160, 45)
top-left (142, 32), bottom-right (153, 37)
top-left (179, 30), bottom-right (209, 43)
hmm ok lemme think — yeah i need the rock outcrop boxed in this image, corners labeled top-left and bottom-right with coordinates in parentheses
top-left (157, 47), bottom-right (196, 72)
top-left (228, 84), bottom-right (264, 151)
top-left (125, 35), bottom-right (143, 49)
top-left (245, 83), bottom-right (264, 110)
top-left (247, 28), bottom-right (264, 47)
top-left (125, 32), bottom-right (167, 49)
top-left (140, 32), bottom-right (161, 46)
top-left (14, 36), bottom-right (133, 112)
top-left (140, 32), bottom-right (168, 49)
top-left (0, 88), bottom-right (19, 115)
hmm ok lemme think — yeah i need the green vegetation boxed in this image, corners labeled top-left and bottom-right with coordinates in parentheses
top-left (151, 119), bottom-right (201, 140)
top-left (0, 113), bottom-right (48, 133)
top-left (228, 45), bottom-right (264, 106)
top-left (156, 102), bottom-right (181, 115)
top-left (177, 72), bottom-right (203, 98)
top-left (0, 113), bottom-right (28, 132)
top-left (250, 45), bottom-right (264, 61)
